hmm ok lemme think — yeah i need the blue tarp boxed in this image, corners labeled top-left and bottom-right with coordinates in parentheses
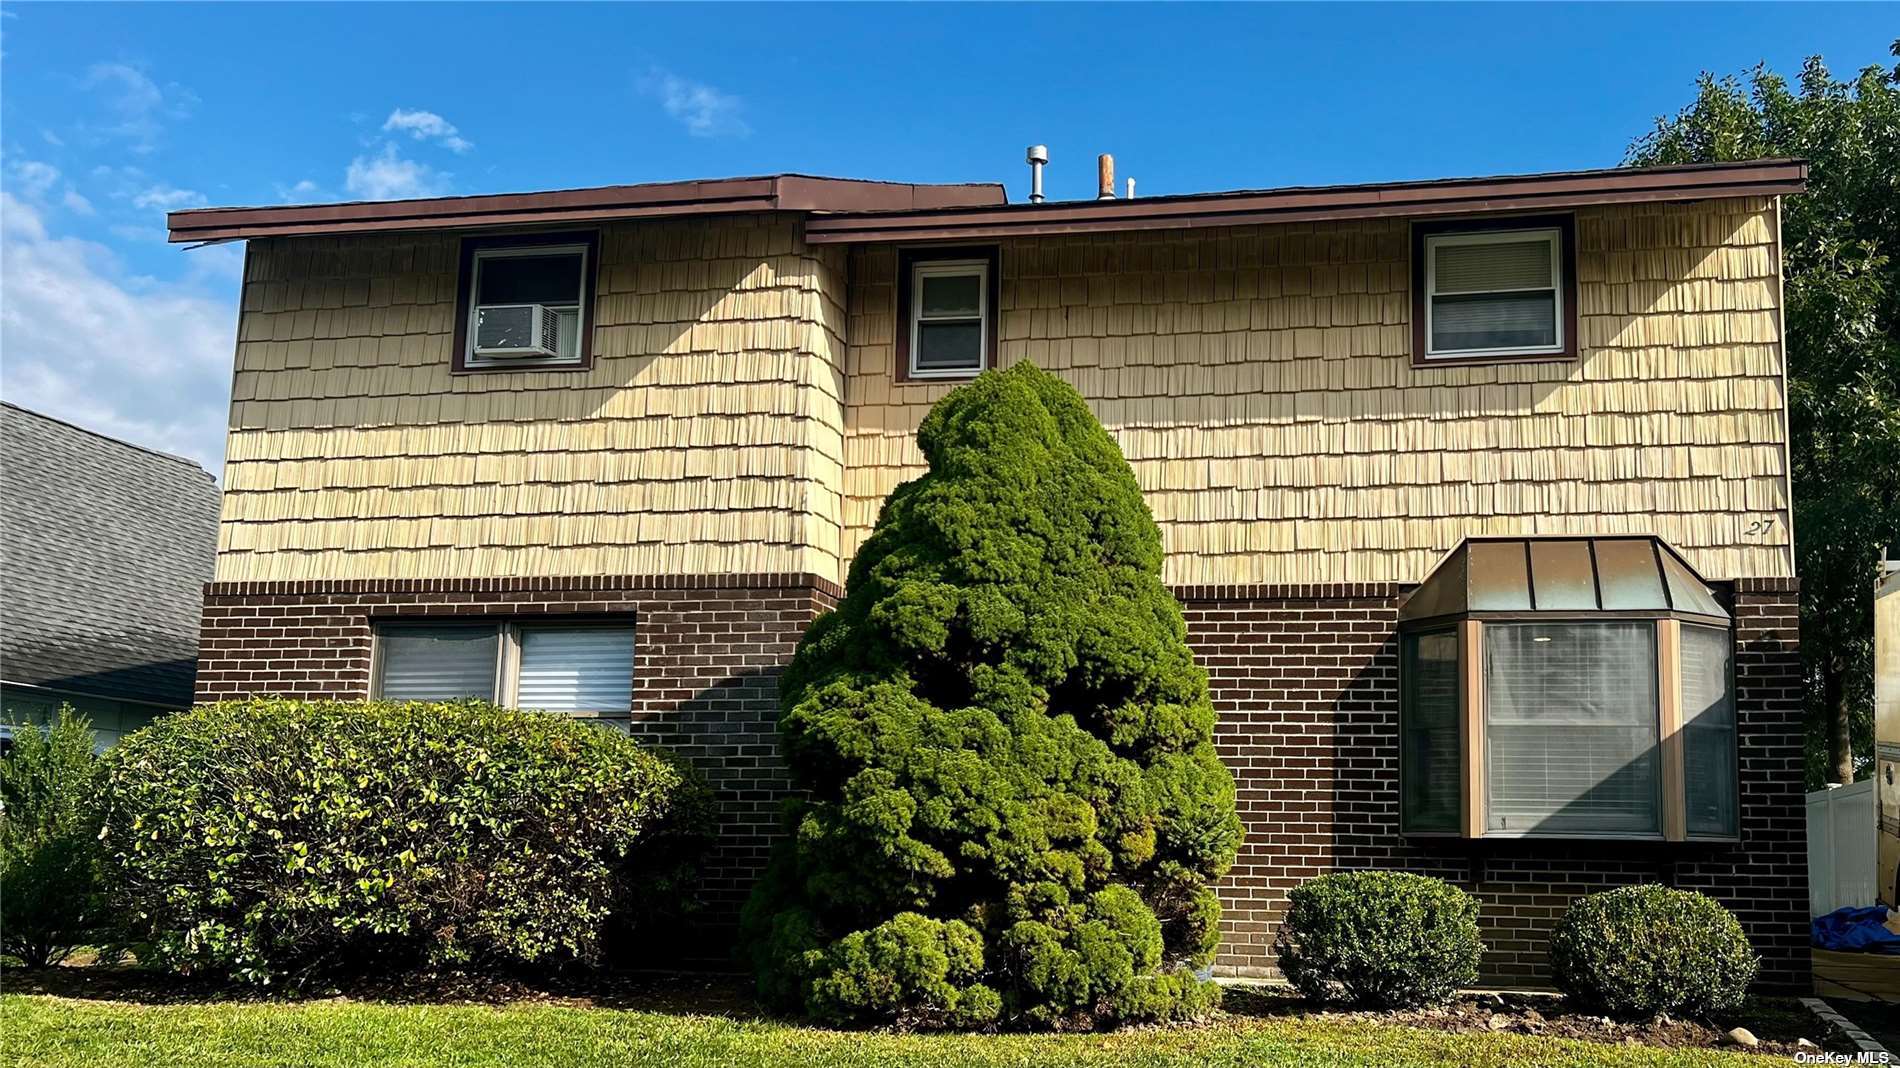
top-left (1812, 906), bottom-right (1900, 953)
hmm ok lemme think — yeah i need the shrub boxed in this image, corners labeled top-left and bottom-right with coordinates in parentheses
top-left (100, 698), bottom-right (710, 985)
top-left (1273, 871), bottom-right (1481, 1009)
top-left (0, 707), bottom-right (107, 967)
top-left (743, 362), bottom-right (1241, 1029)
top-left (1549, 884), bottom-right (1758, 1019)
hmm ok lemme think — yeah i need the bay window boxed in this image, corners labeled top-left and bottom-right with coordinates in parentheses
top-left (1398, 537), bottom-right (1738, 842)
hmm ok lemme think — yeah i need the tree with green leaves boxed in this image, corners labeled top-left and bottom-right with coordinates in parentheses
top-left (743, 362), bottom-right (1241, 1029)
top-left (1628, 44), bottom-right (1900, 787)
top-left (0, 708), bottom-right (107, 968)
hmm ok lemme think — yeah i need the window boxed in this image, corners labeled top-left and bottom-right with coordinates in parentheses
top-left (453, 232), bottom-right (598, 372)
top-left (897, 246), bottom-right (998, 380)
top-left (1485, 623), bottom-right (1660, 836)
top-left (1682, 623), bottom-right (1739, 837)
top-left (1413, 216), bottom-right (1576, 363)
top-left (373, 621), bottom-right (634, 716)
top-left (1397, 537), bottom-right (1740, 842)
top-left (1400, 629), bottom-right (1461, 834)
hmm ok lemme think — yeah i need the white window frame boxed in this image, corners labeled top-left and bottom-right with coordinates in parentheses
top-left (907, 259), bottom-right (990, 379)
top-left (370, 620), bottom-right (634, 718)
top-left (464, 243), bottom-right (589, 369)
top-left (1422, 227), bottom-right (1565, 360)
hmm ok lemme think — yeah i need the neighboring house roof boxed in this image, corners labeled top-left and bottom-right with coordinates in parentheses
top-left (165, 159), bottom-right (1806, 245)
top-left (0, 403), bottom-right (221, 708)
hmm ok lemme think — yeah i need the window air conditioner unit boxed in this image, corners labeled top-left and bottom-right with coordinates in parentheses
top-left (474, 303), bottom-right (562, 358)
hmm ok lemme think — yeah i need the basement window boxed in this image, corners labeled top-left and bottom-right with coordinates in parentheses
top-left (373, 621), bottom-right (635, 717)
top-left (454, 231), bottom-right (599, 372)
top-left (1397, 536), bottom-right (1738, 842)
top-left (1413, 216), bottom-right (1576, 363)
top-left (898, 246), bottom-right (998, 380)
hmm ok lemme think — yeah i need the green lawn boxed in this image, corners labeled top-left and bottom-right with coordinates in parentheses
top-left (3, 994), bottom-right (1763, 1068)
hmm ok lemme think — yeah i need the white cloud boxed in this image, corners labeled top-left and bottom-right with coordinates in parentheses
top-left (382, 108), bottom-right (472, 153)
top-left (277, 179), bottom-right (325, 203)
top-left (80, 62), bottom-right (197, 152)
top-left (0, 192), bottom-right (235, 472)
top-left (9, 160), bottom-right (61, 198)
top-left (641, 69), bottom-right (749, 138)
top-left (131, 183), bottom-right (206, 212)
top-left (5, 161), bottom-right (94, 218)
top-left (344, 143), bottom-right (449, 200)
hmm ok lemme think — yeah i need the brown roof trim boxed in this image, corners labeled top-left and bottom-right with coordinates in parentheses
top-left (803, 160), bottom-right (1807, 244)
top-left (167, 173), bottom-right (1007, 243)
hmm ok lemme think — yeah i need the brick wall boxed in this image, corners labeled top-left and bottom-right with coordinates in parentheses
top-left (196, 573), bottom-right (840, 953)
top-left (198, 574), bottom-right (1807, 989)
top-left (1185, 579), bottom-right (1809, 991)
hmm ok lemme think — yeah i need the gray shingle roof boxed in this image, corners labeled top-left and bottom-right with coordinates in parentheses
top-left (1, 403), bottom-right (220, 708)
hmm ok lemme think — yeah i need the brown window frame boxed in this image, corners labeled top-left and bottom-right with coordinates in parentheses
top-left (895, 245), bottom-right (1000, 383)
top-left (452, 229), bottom-right (601, 374)
top-left (1410, 214), bottom-right (1578, 367)
top-left (1398, 612), bottom-right (1740, 844)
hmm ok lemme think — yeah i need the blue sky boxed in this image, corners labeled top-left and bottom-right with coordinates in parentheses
top-left (1, 2), bottom-right (1892, 473)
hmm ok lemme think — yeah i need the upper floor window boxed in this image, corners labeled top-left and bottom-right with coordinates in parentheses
top-left (1413, 216), bottom-right (1576, 364)
top-left (453, 231), bottom-right (599, 372)
top-left (373, 620), bottom-right (635, 717)
top-left (897, 246), bottom-right (998, 381)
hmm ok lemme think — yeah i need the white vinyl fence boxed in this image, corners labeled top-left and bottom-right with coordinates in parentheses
top-left (1808, 779), bottom-right (1876, 917)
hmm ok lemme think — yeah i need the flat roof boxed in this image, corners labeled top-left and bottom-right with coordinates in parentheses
top-left (804, 160), bottom-right (1807, 244)
top-left (166, 173), bottom-right (1009, 244)
top-left (167, 159), bottom-right (1805, 245)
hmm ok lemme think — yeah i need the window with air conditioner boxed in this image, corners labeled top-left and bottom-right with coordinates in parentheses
top-left (1415, 217), bottom-right (1574, 362)
top-left (373, 621), bottom-right (635, 718)
top-left (458, 235), bottom-right (595, 370)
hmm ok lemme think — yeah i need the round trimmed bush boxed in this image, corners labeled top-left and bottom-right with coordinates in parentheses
top-left (1549, 885), bottom-right (1758, 1019)
top-left (742, 363), bottom-right (1241, 1029)
top-left (1273, 871), bottom-right (1481, 1008)
top-left (100, 698), bottom-right (710, 985)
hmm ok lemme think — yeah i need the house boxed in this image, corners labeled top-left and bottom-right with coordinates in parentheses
top-left (0, 402), bottom-right (222, 746)
top-left (166, 158), bottom-right (1810, 989)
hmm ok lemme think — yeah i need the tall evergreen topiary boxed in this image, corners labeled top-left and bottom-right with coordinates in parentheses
top-left (743, 362), bottom-right (1241, 1029)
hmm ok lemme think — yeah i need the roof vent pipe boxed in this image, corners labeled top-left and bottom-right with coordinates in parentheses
top-left (1126, 177), bottom-right (1136, 199)
top-left (1098, 154), bottom-right (1116, 199)
top-left (1026, 145), bottom-right (1048, 204)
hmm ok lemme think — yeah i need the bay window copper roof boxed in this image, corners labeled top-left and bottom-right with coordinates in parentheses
top-left (1398, 536), bottom-right (1728, 623)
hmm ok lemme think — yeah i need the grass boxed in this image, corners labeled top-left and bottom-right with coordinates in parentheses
top-left (2, 994), bottom-right (1767, 1068)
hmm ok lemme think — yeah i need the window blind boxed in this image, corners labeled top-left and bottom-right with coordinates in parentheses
top-left (378, 626), bottom-right (498, 702)
top-left (1485, 623), bottom-right (1659, 834)
top-left (1433, 238), bottom-right (1553, 293)
top-left (1402, 630), bottom-right (1462, 832)
top-left (1682, 624), bottom-right (1738, 836)
top-left (1428, 231), bottom-right (1560, 354)
top-left (516, 626), bottom-right (635, 714)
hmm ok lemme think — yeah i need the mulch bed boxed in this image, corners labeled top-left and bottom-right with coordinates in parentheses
top-left (1222, 985), bottom-right (1853, 1057)
top-left (12, 962), bottom-right (1857, 1056)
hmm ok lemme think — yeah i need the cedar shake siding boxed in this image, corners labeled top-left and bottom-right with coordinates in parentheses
top-left (845, 197), bottom-right (1793, 586)
top-left (218, 215), bottom-right (849, 583)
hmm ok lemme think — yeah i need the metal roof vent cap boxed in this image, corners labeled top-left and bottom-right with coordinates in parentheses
top-left (1026, 145), bottom-right (1048, 204)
